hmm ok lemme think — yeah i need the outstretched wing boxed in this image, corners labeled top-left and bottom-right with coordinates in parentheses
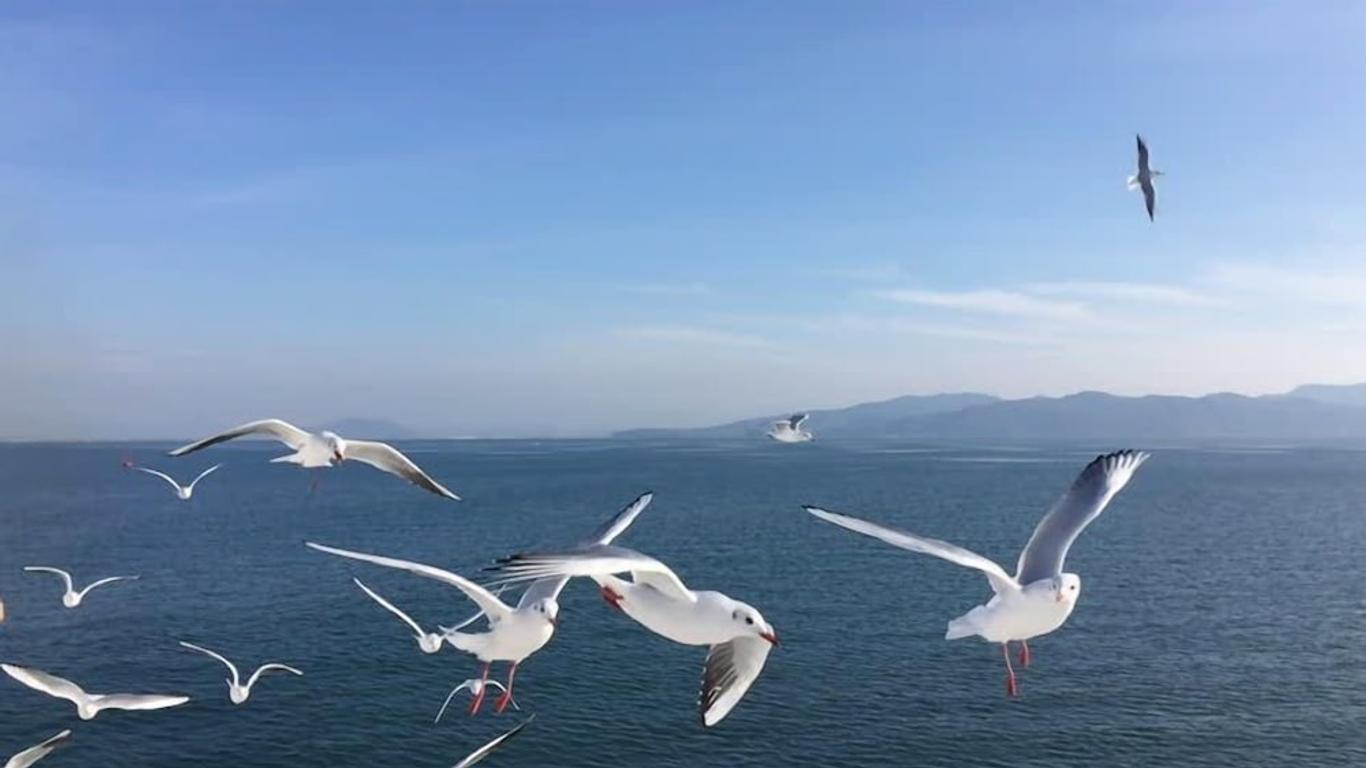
top-left (789, 413), bottom-right (808, 430)
top-left (805, 506), bottom-right (1017, 594)
top-left (517, 491), bottom-right (655, 609)
top-left (1015, 450), bottom-right (1150, 585)
top-left (491, 545), bottom-right (694, 604)
top-left (353, 577), bottom-right (427, 636)
top-left (1136, 134), bottom-right (1150, 170)
top-left (78, 576), bottom-right (137, 600)
top-left (23, 567), bottom-right (73, 593)
top-left (699, 636), bottom-right (773, 727)
top-left (1, 664), bottom-right (87, 705)
top-left (307, 542), bottom-right (510, 622)
top-left (178, 641), bottom-right (239, 684)
top-left (186, 464), bottom-right (223, 491)
top-left (5, 729), bottom-right (72, 768)
top-left (169, 419), bottom-right (311, 456)
top-left (1142, 180), bottom-right (1156, 221)
top-left (343, 440), bottom-right (461, 500)
top-left (452, 716), bottom-right (534, 768)
top-left (246, 663), bottom-right (302, 689)
top-left (131, 467), bottom-right (183, 493)
top-left (98, 694), bottom-right (190, 712)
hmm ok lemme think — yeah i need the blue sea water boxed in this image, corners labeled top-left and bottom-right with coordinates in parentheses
top-left (1, 440), bottom-right (1364, 767)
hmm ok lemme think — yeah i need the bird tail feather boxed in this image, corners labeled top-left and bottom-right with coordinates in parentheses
top-left (945, 606), bottom-right (987, 640)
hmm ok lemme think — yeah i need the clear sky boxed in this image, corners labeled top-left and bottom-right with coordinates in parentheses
top-left (4, 2), bottom-right (1366, 438)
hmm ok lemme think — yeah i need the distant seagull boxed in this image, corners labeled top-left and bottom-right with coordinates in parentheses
top-left (23, 567), bottom-right (137, 609)
top-left (124, 461), bottom-right (222, 500)
top-left (310, 491), bottom-right (654, 716)
top-left (352, 577), bottom-right (491, 655)
top-left (435, 678), bottom-right (517, 723)
top-left (767, 413), bottom-right (812, 443)
top-left (1127, 134), bottom-right (1163, 221)
top-left (168, 418), bottom-right (460, 500)
top-left (1, 663), bottom-right (188, 720)
top-left (177, 641), bottom-right (302, 705)
top-left (452, 716), bottom-right (534, 768)
top-left (4, 730), bottom-right (70, 768)
top-left (806, 450), bottom-right (1150, 697)
top-left (488, 543), bottom-right (778, 726)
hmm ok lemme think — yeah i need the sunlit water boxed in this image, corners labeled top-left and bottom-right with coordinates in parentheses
top-left (2, 441), bottom-right (1364, 766)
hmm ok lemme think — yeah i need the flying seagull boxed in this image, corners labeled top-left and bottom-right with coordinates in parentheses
top-left (1127, 134), bottom-right (1163, 221)
top-left (309, 491), bottom-right (653, 716)
top-left (806, 450), bottom-right (1149, 697)
top-left (435, 678), bottom-right (516, 723)
top-left (23, 567), bottom-right (137, 609)
top-left (452, 716), bottom-right (534, 768)
top-left (178, 641), bottom-right (302, 704)
top-left (767, 413), bottom-right (812, 443)
top-left (168, 418), bottom-right (459, 500)
top-left (4, 730), bottom-right (71, 768)
top-left (1, 663), bottom-right (189, 720)
top-left (488, 543), bottom-right (779, 726)
top-left (125, 461), bottom-right (222, 500)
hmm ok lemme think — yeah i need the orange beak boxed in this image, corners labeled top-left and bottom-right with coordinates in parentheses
top-left (761, 630), bottom-right (780, 646)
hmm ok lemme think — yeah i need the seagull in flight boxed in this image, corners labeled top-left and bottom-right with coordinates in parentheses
top-left (309, 491), bottom-right (653, 716)
top-left (767, 413), bottom-right (812, 443)
top-left (806, 450), bottom-right (1149, 697)
top-left (488, 542), bottom-right (778, 726)
top-left (1, 663), bottom-right (189, 720)
top-left (1127, 134), bottom-right (1163, 221)
top-left (4, 730), bottom-right (71, 768)
top-left (178, 641), bottom-right (302, 704)
top-left (352, 577), bottom-right (494, 655)
top-left (23, 567), bottom-right (138, 609)
top-left (452, 716), bottom-right (534, 768)
top-left (435, 678), bottom-right (517, 723)
top-left (124, 461), bottom-right (222, 500)
top-left (168, 418), bottom-right (459, 500)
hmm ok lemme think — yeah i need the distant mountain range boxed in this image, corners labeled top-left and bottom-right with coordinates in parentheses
top-left (613, 383), bottom-right (1366, 442)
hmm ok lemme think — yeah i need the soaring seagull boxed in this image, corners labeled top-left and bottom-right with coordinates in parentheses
top-left (1127, 134), bottom-right (1163, 221)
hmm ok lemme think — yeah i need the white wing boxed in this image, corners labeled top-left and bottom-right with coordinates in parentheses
top-left (178, 641), bottom-right (240, 685)
top-left (353, 577), bottom-right (428, 636)
top-left (307, 542), bottom-right (511, 622)
top-left (699, 636), bottom-right (773, 727)
top-left (76, 576), bottom-right (137, 601)
top-left (22, 567), bottom-right (73, 594)
top-left (1, 664), bottom-right (87, 705)
top-left (169, 419), bottom-right (312, 456)
top-left (186, 464), bottom-right (223, 492)
top-left (491, 545), bottom-right (693, 603)
top-left (4, 729), bottom-right (71, 768)
top-left (1015, 450), bottom-right (1150, 585)
top-left (452, 716), bottom-right (534, 768)
top-left (245, 663), bottom-right (302, 690)
top-left (805, 506), bottom-right (1017, 594)
top-left (131, 467), bottom-right (184, 493)
top-left (96, 694), bottom-right (190, 712)
top-left (789, 413), bottom-right (808, 430)
top-left (343, 440), bottom-right (460, 500)
top-left (516, 491), bottom-right (654, 609)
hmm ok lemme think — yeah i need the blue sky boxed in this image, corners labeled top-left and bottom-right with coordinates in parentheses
top-left (4, 2), bottom-right (1366, 438)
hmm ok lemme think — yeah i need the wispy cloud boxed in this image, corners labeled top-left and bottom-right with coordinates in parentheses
top-left (615, 325), bottom-right (770, 348)
top-left (1026, 280), bottom-right (1223, 307)
top-left (877, 288), bottom-right (1088, 320)
top-left (615, 282), bottom-right (713, 297)
top-left (1207, 262), bottom-right (1366, 307)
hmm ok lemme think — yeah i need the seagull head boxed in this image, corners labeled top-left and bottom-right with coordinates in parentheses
top-left (321, 432), bottom-right (347, 464)
top-left (731, 602), bottom-right (779, 646)
top-left (1054, 574), bottom-right (1082, 604)
top-left (531, 597), bottom-right (559, 627)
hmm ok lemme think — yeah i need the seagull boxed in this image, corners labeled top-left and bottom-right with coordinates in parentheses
top-left (435, 678), bottom-right (517, 723)
top-left (124, 461), bottom-right (222, 500)
top-left (168, 418), bottom-right (459, 500)
top-left (178, 641), bottom-right (302, 704)
top-left (452, 716), bottom-right (534, 768)
top-left (352, 577), bottom-right (493, 655)
top-left (487, 543), bottom-right (778, 726)
top-left (805, 449), bottom-right (1150, 697)
top-left (309, 490), bottom-right (653, 716)
top-left (767, 413), bottom-right (812, 443)
top-left (1127, 134), bottom-right (1163, 221)
top-left (23, 567), bottom-right (137, 608)
top-left (4, 730), bottom-right (71, 768)
top-left (1, 663), bottom-right (188, 720)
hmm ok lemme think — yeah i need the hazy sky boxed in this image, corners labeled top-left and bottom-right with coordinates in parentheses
top-left (4, 2), bottom-right (1366, 439)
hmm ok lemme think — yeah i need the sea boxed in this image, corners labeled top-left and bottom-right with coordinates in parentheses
top-left (1, 440), bottom-right (1364, 767)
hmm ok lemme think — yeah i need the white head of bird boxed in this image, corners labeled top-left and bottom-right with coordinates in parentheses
top-left (729, 602), bottom-right (780, 646)
top-left (321, 432), bottom-right (347, 465)
top-left (1026, 573), bottom-right (1082, 605)
top-left (530, 598), bottom-right (559, 627)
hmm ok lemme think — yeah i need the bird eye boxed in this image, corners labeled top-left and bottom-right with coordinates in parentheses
top-left (1070, 585), bottom-right (1077, 591)
top-left (745, 617), bottom-right (754, 625)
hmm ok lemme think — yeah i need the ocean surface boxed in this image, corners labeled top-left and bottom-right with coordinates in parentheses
top-left (1, 440), bottom-right (1364, 767)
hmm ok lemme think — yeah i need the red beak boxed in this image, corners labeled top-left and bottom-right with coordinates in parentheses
top-left (761, 630), bottom-right (780, 647)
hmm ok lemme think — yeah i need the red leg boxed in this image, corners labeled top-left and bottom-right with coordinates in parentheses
top-left (600, 585), bottom-right (624, 612)
top-left (494, 662), bottom-right (518, 714)
top-left (467, 662), bottom-right (491, 716)
top-left (1018, 639), bottom-right (1031, 668)
top-left (1002, 644), bottom-right (1019, 697)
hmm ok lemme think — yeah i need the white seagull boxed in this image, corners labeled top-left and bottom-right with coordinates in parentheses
top-left (767, 413), bottom-right (812, 443)
top-left (124, 461), bottom-right (222, 500)
top-left (453, 716), bottom-right (534, 768)
top-left (352, 577), bottom-right (492, 655)
top-left (805, 449), bottom-right (1150, 697)
top-left (178, 641), bottom-right (302, 705)
top-left (168, 418), bottom-right (460, 500)
top-left (1, 663), bottom-right (189, 720)
top-left (23, 567), bottom-right (138, 609)
top-left (488, 544), bottom-right (779, 726)
top-left (308, 490), bottom-right (653, 716)
top-left (435, 678), bottom-right (517, 723)
top-left (4, 730), bottom-right (71, 768)
top-left (1127, 134), bottom-right (1163, 221)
